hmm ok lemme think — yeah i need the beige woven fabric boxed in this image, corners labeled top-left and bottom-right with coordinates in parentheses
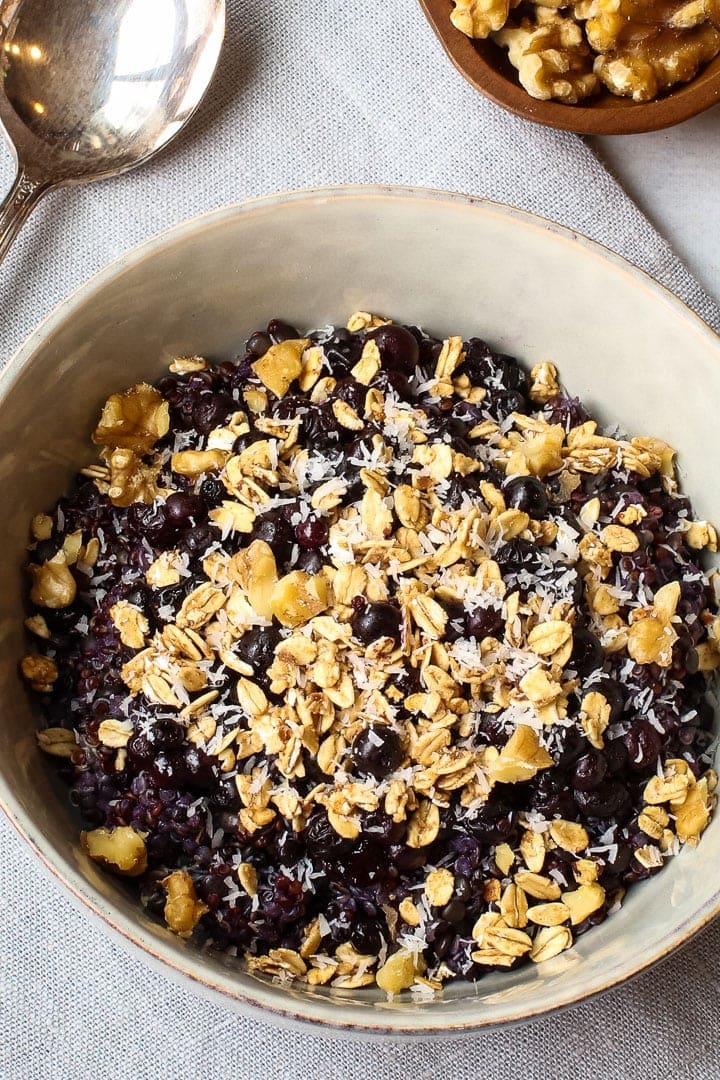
top-left (2, 1), bottom-right (720, 1076)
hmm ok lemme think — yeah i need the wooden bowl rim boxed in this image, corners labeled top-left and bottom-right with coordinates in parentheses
top-left (419, 0), bottom-right (720, 135)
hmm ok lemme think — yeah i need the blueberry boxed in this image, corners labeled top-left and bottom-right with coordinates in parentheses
top-left (350, 726), bottom-right (404, 779)
top-left (444, 471), bottom-right (481, 510)
top-left (295, 517), bottom-right (329, 549)
top-left (452, 400), bottom-right (486, 430)
top-left (165, 491), bottom-right (207, 528)
top-left (367, 324), bottom-right (419, 376)
top-left (192, 393), bottom-right (234, 436)
top-left (351, 601), bottom-right (402, 645)
top-left (199, 477), bottom-right (225, 508)
top-left (544, 396), bottom-right (589, 429)
top-left (237, 625), bottom-right (281, 675)
top-left (350, 920), bottom-right (382, 954)
top-left (321, 329), bottom-right (363, 377)
top-left (34, 538), bottom-right (59, 563)
top-left (305, 811), bottom-right (354, 859)
top-left (464, 344), bottom-right (528, 393)
top-left (495, 538), bottom-right (543, 576)
top-left (477, 712), bottom-right (509, 749)
top-left (465, 605), bottom-right (503, 640)
top-left (267, 318), bottom-right (300, 343)
top-left (573, 752), bottom-right (608, 792)
top-left (179, 522), bottom-right (216, 559)
top-left (574, 781), bottom-right (632, 822)
top-left (503, 476), bottom-right (549, 519)
top-left (370, 369), bottom-right (413, 400)
top-left (147, 582), bottom-right (188, 624)
top-left (232, 430), bottom-right (265, 455)
top-left (295, 549), bottom-right (325, 574)
top-left (440, 899), bottom-right (467, 924)
top-left (604, 738), bottom-right (629, 776)
top-left (463, 792), bottom-right (514, 843)
top-left (623, 720), bottom-right (662, 772)
top-left (299, 403), bottom-right (342, 449)
top-left (485, 389), bottom-right (529, 421)
top-left (250, 510), bottom-right (295, 564)
top-left (126, 501), bottom-right (170, 546)
top-left (245, 331), bottom-right (272, 358)
top-left (396, 664), bottom-right (423, 700)
top-left (333, 378), bottom-right (366, 415)
top-left (440, 599), bottom-right (466, 643)
top-left (571, 627), bottom-right (604, 677)
top-left (529, 770), bottom-right (576, 819)
top-left (425, 414), bottom-right (468, 441)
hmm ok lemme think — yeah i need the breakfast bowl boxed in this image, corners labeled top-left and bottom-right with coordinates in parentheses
top-left (2, 185), bottom-right (720, 1039)
top-left (419, 0), bottom-right (720, 134)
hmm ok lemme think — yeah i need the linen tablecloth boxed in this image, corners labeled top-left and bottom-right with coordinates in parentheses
top-left (2, 2), bottom-right (720, 1076)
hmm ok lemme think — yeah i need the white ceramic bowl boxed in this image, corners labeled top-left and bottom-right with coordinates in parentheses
top-left (2, 186), bottom-right (719, 1039)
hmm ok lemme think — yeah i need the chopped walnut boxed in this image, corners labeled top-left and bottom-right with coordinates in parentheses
top-left (81, 826), bottom-right (147, 876)
top-left (28, 553), bottom-right (77, 609)
top-left (376, 948), bottom-right (421, 994)
top-left (106, 448), bottom-right (163, 507)
top-left (451, 0), bottom-right (514, 38)
top-left (585, 0), bottom-right (720, 99)
top-left (494, 12), bottom-right (600, 102)
top-left (251, 339), bottom-right (310, 398)
top-left (92, 383), bottom-right (169, 454)
top-left (528, 361), bottom-right (560, 404)
top-left (161, 870), bottom-right (209, 934)
top-left (21, 654), bottom-right (58, 693)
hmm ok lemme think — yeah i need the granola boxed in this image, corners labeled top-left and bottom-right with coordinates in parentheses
top-left (25, 314), bottom-right (717, 998)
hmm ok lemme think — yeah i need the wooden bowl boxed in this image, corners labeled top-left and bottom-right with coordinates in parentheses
top-left (419, 0), bottom-right (720, 134)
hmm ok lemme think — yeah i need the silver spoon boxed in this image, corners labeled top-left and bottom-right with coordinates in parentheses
top-left (0, 0), bottom-right (225, 269)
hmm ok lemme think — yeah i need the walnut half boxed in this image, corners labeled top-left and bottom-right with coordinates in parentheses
top-left (494, 13), bottom-right (601, 103)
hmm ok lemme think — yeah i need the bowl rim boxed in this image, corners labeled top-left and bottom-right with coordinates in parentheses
top-left (2, 183), bottom-right (720, 1037)
top-left (417, 0), bottom-right (720, 135)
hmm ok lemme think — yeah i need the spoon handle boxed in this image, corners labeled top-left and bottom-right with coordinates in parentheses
top-left (0, 169), bottom-right (51, 270)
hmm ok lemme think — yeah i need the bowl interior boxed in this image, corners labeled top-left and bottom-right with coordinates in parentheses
top-left (1, 187), bottom-right (720, 1036)
top-left (418, 0), bottom-right (720, 134)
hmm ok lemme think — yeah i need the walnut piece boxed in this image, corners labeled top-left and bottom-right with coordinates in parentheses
top-left (251, 339), bottom-right (310, 399)
top-left (106, 448), bottom-right (163, 507)
top-left (376, 948), bottom-right (420, 994)
top-left (161, 869), bottom-right (209, 934)
top-left (28, 552), bottom-right (77, 609)
top-left (92, 383), bottom-right (169, 454)
top-left (21, 654), bottom-right (58, 692)
top-left (81, 826), bottom-right (147, 876)
top-left (489, 725), bottom-right (554, 783)
top-left (451, 0), bottom-right (514, 38)
top-left (584, 0), bottom-right (720, 100)
top-left (271, 571), bottom-right (328, 628)
top-left (494, 12), bottom-right (601, 102)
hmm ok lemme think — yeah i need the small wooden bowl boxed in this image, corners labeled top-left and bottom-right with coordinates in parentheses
top-left (419, 0), bottom-right (720, 134)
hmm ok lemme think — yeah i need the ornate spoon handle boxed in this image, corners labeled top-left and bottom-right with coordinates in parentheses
top-left (0, 169), bottom-right (51, 269)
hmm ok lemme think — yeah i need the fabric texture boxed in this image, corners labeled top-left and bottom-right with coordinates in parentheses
top-left (2, 1), bottom-right (720, 1076)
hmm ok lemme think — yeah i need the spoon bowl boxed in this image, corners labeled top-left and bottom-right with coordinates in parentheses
top-left (0, 0), bottom-right (225, 266)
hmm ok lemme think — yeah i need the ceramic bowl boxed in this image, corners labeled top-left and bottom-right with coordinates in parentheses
top-left (419, 0), bottom-right (720, 135)
top-left (1, 186), bottom-right (720, 1039)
